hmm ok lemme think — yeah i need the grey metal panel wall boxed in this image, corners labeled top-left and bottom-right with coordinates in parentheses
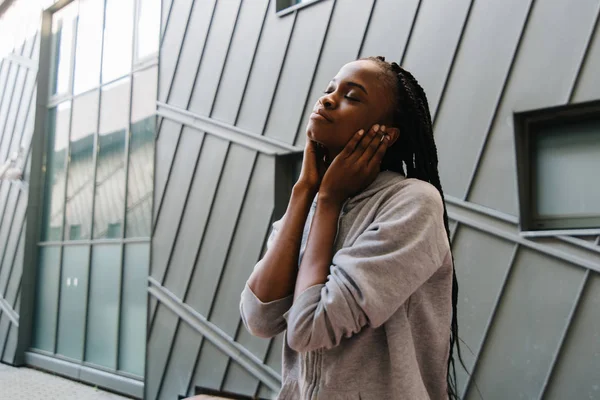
top-left (149, 1), bottom-right (600, 399)
top-left (0, 31), bottom-right (39, 366)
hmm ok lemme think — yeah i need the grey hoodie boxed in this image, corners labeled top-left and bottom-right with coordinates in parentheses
top-left (240, 171), bottom-right (452, 399)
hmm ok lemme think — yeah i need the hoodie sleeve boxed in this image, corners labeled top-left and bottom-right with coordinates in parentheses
top-left (285, 181), bottom-right (450, 353)
top-left (240, 219), bottom-right (293, 338)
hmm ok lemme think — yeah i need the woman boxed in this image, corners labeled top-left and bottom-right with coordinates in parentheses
top-left (240, 56), bottom-right (461, 400)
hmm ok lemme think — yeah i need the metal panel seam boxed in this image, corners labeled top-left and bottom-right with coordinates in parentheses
top-left (147, 278), bottom-right (282, 392)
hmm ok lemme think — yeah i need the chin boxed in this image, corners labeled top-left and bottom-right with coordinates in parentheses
top-left (306, 125), bottom-right (323, 144)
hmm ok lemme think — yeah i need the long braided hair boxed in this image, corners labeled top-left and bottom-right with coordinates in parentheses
top-left (363, 56), bottom-right (465, 399)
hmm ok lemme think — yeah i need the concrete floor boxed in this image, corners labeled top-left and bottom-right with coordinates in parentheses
top-left (0, 362), bottom-right (131, 400)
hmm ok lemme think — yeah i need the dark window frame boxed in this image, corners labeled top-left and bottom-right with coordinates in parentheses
top-left (514, 99), bottom-right (600, 234)
top-left (275, 0), bottom-right (327, 17)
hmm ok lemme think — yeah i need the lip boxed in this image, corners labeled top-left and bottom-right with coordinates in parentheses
top-left (311, 108), bottom-right (333, 123)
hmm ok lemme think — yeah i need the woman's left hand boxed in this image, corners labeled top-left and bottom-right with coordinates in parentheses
top-left (319, 124), bottom-right (390, 205)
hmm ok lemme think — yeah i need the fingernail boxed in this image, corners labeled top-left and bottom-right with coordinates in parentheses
top-left (358, 129), bottom-right (365, 135)
top-left (373, 124), bottom-right (380, 132)
top-left (381, 125), bottom-right (386, 132)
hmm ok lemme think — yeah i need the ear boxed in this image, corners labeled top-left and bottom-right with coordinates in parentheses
top-left (385, 127), bottom-right (400, 146)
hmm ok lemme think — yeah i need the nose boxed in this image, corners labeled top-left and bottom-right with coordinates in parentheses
top-left (320, 93), bottom-right (336, 109)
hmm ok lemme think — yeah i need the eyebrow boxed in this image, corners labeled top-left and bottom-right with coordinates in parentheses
top-left (331, 79), bottom-right (368, 95)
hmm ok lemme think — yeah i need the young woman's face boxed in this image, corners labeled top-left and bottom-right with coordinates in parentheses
top-left (306, 60), bottom-right (395, 156)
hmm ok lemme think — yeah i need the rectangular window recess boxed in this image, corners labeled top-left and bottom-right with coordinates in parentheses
top-left (514, 99), bottom-right (600, 232)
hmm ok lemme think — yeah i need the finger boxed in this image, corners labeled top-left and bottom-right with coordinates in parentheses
top-left (362, 125), bottom-right (387, 161)
top-left (368, 133), bottom-right (390, 169)
top-left (353, 124), bottom-right (380, 158)
top-left (341, 128), bottom-right (366, 157)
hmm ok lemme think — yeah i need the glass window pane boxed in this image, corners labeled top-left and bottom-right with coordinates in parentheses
top-left (86, 244), bottom-right (121, 369)
top-left (32, 246), bottom-right (61, 352)
top-left (136, 0), bottom-right (160, 60)
top-left (73, 0), bottom-right (104, 94)
top-left (42, 102), bottom-right (71, 241)
top-left (102, 0), bottom-right (134, 83)
top-left (93, 79), bottom-right (129, 239)
top-left (535, 120), bottom-right (600, 218)
top-left (50, 3), bottom-right (77, 95)
top-left (126, 67), bottom-right (156, 238)
top-left (56, 246), bottom-right (90, 361)
top-left (65, 91), bottom-right (99, 241)
top-left (119, 243), bottom-right (148, 375)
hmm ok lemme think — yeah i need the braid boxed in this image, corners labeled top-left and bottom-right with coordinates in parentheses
top-left (363, 56), bottom-right (466, 400)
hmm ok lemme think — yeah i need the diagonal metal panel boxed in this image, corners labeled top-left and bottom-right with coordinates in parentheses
top-left (466, 249), bottom-right (587, 400)
top-left (187, 0), bottom-right (242, 117)
top-left (148, 278), bottom-right (281, 391)
top-left (157, 102), bottom-right (301, 155)
top-left (163, 0), bottom-right (216, 109)
top-left (235, 5), bottom-right (296, 134)
top-left (292, 0), bottom-right (374, 146)
top-left (400, 0), bottom-right (472, 117)
top-left (210, 0), bottom-right (270, 125)
top-left (262, 0), bottom-right (335, 144)
top-left (357, 0), bottom-right (420, 61)
top-left (468, 0), bottom-right (600, 215)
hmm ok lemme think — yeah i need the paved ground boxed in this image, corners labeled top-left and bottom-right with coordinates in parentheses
top-left (0, 362), bottom-right (131, 400)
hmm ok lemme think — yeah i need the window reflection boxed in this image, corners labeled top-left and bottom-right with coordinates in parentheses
top-left (73, 0), bottom-right (104, 94)
top-left (93, 78), bottom-right (129, 239)
top-left (136, 0), bottom-right (160, 60)
top-left (126, 67), bottom-right (156, 237)
top-left (102, 0), bottom-right (134, 83)
top-left (41, 102), bottom-right (71, 241)
top-left (50, 3), bottom-right (77, 95)
top-left (65, 90), bottom-right (99, 240)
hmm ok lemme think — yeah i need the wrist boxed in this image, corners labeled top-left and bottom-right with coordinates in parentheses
top-left (292, 182), bottom-right (318, 199)
top-left (317, 191), bottom-right (346, 208)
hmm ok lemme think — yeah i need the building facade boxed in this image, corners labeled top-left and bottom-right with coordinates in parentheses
top-left (0, 0), bottom-right (599, 399)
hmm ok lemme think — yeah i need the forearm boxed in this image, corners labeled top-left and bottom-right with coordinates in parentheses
top-left (247, 185), bottom-right (315, 302)
top-left (294, 195), bottom-right (342, 301)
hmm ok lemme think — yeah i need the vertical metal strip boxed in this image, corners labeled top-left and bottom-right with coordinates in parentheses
top-left (81, 0), bottom-right (108, 363)
top-left (116, 0), bottom-right (140, 371)
top-left (226, 207), bottom-right (277, 396)
top-left (568, 4), bottom-right (600, 103)
top-left (176, 141), bottom-right (233, 396)
top-left (537, 269), bottom-right (590, 400)
top-left (0, 208), bottom-right (27, 301)
top-left (432, 0), bottom-right (475, 124)
top-left (463, 243), bottom-right (520, 398)
top-left (183, 0), bottom-right (270, 381)
top-left (53, 4), bottom-right (81, 354)
top-left (153, 135), bottom-right (208, 400)
top-left (289, 1), bottom-right (330, 144)
top-left (159, 0), bottom-right (176, 49)
top-left (206, 0), bottom-right (244, 117)
top-left (205, 152), bottom-right (259, 321)
top-left (151, 0), bottom-right (217, 236)
top-left (207, 148), bottom-right (258, 392)
top-left (162, 0), bottom-right (202, 104)
top-left (233, 0), bottom-right (271, 126)
top-left (0, 63), bottom-right (14, 130)
top-left (355, 0), bottom-right (377, 60)
top-left (398, 0), bottom-right (422, 65)
top-left (462, 0), bottom-right (536, 200)
top-left (0, 65), bottom-right (21, 163)
top-left (16, 7), bottom-right (53, 365)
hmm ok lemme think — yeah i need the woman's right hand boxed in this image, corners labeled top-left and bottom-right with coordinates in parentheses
top-left (296, 140), bottom-right (327, 195)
